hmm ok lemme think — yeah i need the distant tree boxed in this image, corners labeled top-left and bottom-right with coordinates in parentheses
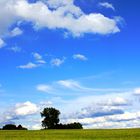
top-left (2, 124), bottom-right (17, 130)
top-left (17, 125), bottom-right (23, 130)
top-left (2, 124), bottom-right (27, 130)
top-left (41, 107), bottom-right (60, 129)
top-left (17, 125), bottom-right (27, 130)
top-left (55, 122), bottom-right (83, 129)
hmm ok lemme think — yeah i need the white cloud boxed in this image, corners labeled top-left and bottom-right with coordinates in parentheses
top-left (51, 58), bottom-right (65, 66)
top-left (101, 97), bottom-right (130, 106)
top-left (0, 38), bottom-right (6, 48)
top-left (36, 60), bottom-right (46, 64)
top-left (10, 27), bottom-right (23, 37)
top-left (74, 105), bottom-right (124, 119)
top-left (44, 0), bottom-right (73, 9)
top-left (56, 79), bottom-right (121, 93)
top-left (73, 54), bottom-right (87, 61)
top-left (36, 79), bottom-right (128, 95)
top-left (37, 84), bottom-right (53, 93)
top-left (18, 62), bottom-right (39, 69)
top-left (0, 0), bottom-right (120, 38)
top-left (17, 53), bottom-right (46, 70)
top-left (57, 80), bottom-right (81, 89)
top-left (64, 111), bottom-right (140, 128)
top-left (32, 52), bottom-right (42, 60)
top-left (99, 2), bottom-right (115, 11)
top-left (133, 88), bottom-right (140, 95)
top-left (0, 85), bottom-right (138, 129)
top-left (0, 101), bottom-right (39, 127)
top-left (32, 52), bottom-right (46, 64)
top-left (0, 0), bottom-right (17, 36)
top-left (15, 101), bottom-right (38, 116)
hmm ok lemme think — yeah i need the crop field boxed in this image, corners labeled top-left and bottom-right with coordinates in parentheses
top-left (0, 129), bottom-right (140, 140)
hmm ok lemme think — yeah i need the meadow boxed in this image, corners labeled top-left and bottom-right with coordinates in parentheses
top-left (0, 129), bottom-right (140, 140)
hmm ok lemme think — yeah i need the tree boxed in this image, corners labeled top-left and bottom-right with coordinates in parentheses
top-left (55, 122), bottom-right (83, 129)
top-left (17, 125), bottom-right (27, 130)
top-left (2, 124), bottom-right (27, 130)
top-left (41, 107), bottom-right (60, 129)
top-left (2, 124), bottom-right (17, 130)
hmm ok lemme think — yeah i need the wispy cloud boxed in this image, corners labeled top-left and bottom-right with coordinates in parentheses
top-left (32, 53), bottom-right (42, 60)
top-left (36, 84), bottom-right (53, 93)
top-left (73, 54), bottom-right (88, 61)
top-left (57, 80), bottom-right (81, 89)
top-left (8, 46), bottom-right (22, 53)
top-left (17, 62), bottom-right (39, 69)
top-left (32, 52), bottom-right (46, 64)
top-left (36, 79), bottom-right (130, 96)
top-left (99, 2), bottom-right (115, 11)
top-left (10, 27), bottom-right (23, 37)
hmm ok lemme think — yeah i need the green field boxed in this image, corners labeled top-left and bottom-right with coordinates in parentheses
top-left (0, 129), bottom-right (140, 140)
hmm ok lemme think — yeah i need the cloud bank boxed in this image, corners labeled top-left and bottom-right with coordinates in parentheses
top-left (0, 0), bottom-right (121, 37)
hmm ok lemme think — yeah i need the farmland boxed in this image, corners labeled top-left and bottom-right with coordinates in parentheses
top-left (0, 129), bottom-right (140, 140)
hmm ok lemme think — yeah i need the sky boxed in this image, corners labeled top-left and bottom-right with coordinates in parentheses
top-left (0, 0), bottom-right (140, 130)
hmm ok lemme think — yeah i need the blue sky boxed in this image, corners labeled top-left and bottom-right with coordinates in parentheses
top-left (0, 0), bottom-right (140, 129)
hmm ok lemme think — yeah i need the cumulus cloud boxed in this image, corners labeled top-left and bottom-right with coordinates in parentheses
top-left (17, 53), bottom-right (46, 69)
top-left (17, 62), bottom-right (39, 69)
top-left (0, 0), bottom-right (121, 38)
top-left (99, 2), bottom-right (115, 11)
top-left (15, 101), bottom-right (38, 116)
top-left (0, 101), bottom-right (38, 126)
top-left (73, 54), bottom-right (87, 61)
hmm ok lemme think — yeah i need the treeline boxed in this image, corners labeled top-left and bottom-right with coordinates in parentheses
top-left (0, 124), bottom-right (27, 130)
top-left (52, 122), bottom-right (83, 129)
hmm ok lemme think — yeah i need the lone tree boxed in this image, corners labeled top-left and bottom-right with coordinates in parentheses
top-left (41, 107), bottom-right (60, 129)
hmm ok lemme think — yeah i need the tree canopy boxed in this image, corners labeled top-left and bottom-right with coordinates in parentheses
top-left (41, 107), bottom-right (60, 129)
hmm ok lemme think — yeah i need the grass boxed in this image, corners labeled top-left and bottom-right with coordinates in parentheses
top-left (0, 129), bottom-right (140, 140)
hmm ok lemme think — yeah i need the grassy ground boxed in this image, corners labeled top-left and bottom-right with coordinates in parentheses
top-left (0, 129), bottom-right (140, 140)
